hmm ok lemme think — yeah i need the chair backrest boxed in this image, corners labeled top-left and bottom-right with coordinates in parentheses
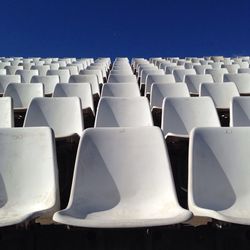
top-left (230, 96), bottom-right (250, 126)
top-left (4, 83), bottom-right (44, 109)
top-left (101, 83), bottom-right (140, 98)
top-left (107, 74), bottom-right (137, 84)
top-left (0, 97), bottom-right (14, 127)
top-left (47, 69), bottom-right (70, 83)
top-left (0, 75), bottom-right (21, 94)
top-left (206, 68), bottom-right (228, 82)
top-left (24, 97), bottom-right (84, 138)
top-left (6, 66), bottom-right (23, 75)
top-left (224, 73), bottom-right (250, 94)
top-left (53, 83), bottom-right (94, 112)
top-left (0, 127), bottom-right (59, 226)
top-left (173, 69), bottom-right (196, 82)
top-left (30, 65), bottom-right (50, 76)
top-left (95, 97), bottom-right (153, 127)
top-left (188, 127), bottom-right (250, 222)
top-left (31, 75), bottom-right (59, 95)
top-left (69, 74), bottom-right (100, 95)
top-left (80, 69), bottom-right (103, 84)
top-left (185, 74), bottom-right (214, 94)
top-left (53, 126), bottom-right (191, 227)
top-left (145, 74), bottom-right (175, 95)
top-left (141, 69), bottom-right (164, 85)
top-left (161, 97), bottom-right (220, 137)
top-left (150, 83), bottom-right (190, 109)
top-left (200, 82), bottom-right (239, 109)
top-left (222, 64), bottom-right (240, 74)
top-left (193, 65), bottom-right (212, 75)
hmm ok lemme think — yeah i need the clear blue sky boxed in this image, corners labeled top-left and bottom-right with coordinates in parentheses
top-left (0, 0), bottom-right (249, 59)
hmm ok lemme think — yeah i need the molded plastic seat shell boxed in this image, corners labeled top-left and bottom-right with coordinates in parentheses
top-left (101, 83), bottom-right (140, 97)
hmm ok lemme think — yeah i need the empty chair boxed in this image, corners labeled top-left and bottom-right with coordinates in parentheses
top-left (145, 74), bottom-right (175, 96)
top-left (150, 83), bottom-right (190, 127)
top-left (185, 74), bottom-right (213, 96)
top-left (162, 97), bottom-right (220, 207)
top-left (31, 65), bottom-right (50, 76)
top-left (0, 127), bottom-right (59, 227)
top-left (193, 65), bottom-right (212, 75)
top-left (224, 73), bottom-right (250, 95)
top-left (80, 69), bottom-right (103, 84)
top-left (5, 66), bottom-right (23, 75)
top-left (0, 97), bottom-right (14, 127)
top-left (230, 96), bottom-right (250, 126)
top-left (165, 66), bottom-right (185, 74)
top-left (206, 68), bottom-right (228, 82)
top-left (222, 64), bottom-right (240, 74)
top-left (31, 75), bottom-right (59, 96)
top-left (200, 82), bottom-right (239, 126)
top-left (53, 126), bottom-right (191, 228)
top-left (189, 127), bottom-right (250, 225)
top-left (109, 69), bottom-right (133, 75)
top-left (101, 83), bottom-right (140, 97)
top-left (53, 83), bottom-right (95, 128)
top-left (16, 69), bottom-right (39, 83)
top-left (4, 83), bottom-right (44, 110)
top-left (95, 97), bottom-right (153, 127)
top-left (173, 69), bottom-right (196, 82)
top-left (107, 74), bottom-right (137, 84)
top-left (141, 69), bottom-right (164, 86)
top-left (0, 75), bottom-right (21, 95)
top-left (60, 66), bottom-right (79, 75)
top-left (47, 69), bottom-right (70, 83)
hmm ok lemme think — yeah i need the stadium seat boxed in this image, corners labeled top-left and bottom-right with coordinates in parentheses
top-left (189, 127), bottom-right (250, 225)
top-left (80, 69), bottom-right (103, 84)
top-left (95, 97), bottom-right (153, 127)
top-left (200, 82), bottom-right (239, 126)
top-left (53, 126), bottom-right (192, 228)
top-left (6, 66), bottom-right (23, 75)
top-left (0, 75), bottom-right (21, 96)
top-left (193, 65), bottom-right (212, 75)
top-left (16, 69), bottom-right (39, 83)
top-left (173, 69), bottom-right (196, 82)
top-left (101, 83), bottom-right (140, 97)
top-left (206, 68), bottom-right (228, 82)
top-left (0, 97), bottom-right (14, 127)
top-left (31, 65), bottom-right (50, 76)
top-left (47, 69), bottom-right (70, 83)
top-left (107, 74), bottom-right (137, 84)
top-left (224, 73), bottom-right (250, 95)
top-left (0, 127), bottom-right (59, 227)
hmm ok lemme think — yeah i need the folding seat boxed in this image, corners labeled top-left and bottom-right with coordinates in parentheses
top-left (59, 65), bottom-right (79, 75)
top-left (5, 65), bottom-right (23, 75)
top-left (95, 97), bottom-right (153, 127)
top-left (31, 75), bottom-right (59, 96)
top-left (107, 74), bottom-right (137, 84)
top-left (101, 83), bottom-right (140, 98)
top-left (165, 65), bottom-right (185, 74)
top-left (162, 97), bottom-right (220, 208)
top-left (31, 65), bottom-right (50, 76)
top-left (173, 69), bottom-right (196, 82)
top-left (24, 97), bottom-right (83, 208)
top-left (185, 74), bottom-right (214, 96)
top-left (0, 127), bottom-right (59, 227)
top-left (0, 75), bottom-right (21, 96)
top-left (222, 64), bottom-right (240, 74)
top-left (47, 69), bottom-right (70, 83)
top-left (80, 69), bottom-right (103, 84)
top-left (193, 65), bottom-right (212, 75)
top-left (53, 126), bottom-right (191, 227)
top-left (224, 73), bottom-right (250, 95)
top-left (200, 82), bottom-right (239, 126)
top-left (15, 69), bottom-right (39, 83)
top-left (53, 83), bottom-right (95, 128)
top-left (206, 68), bottom-right (228, 82)
top-left (230, 96), bottom-right (250, 126)
top-left (188, 127), bottom-right (250, 225)
top-left (4, 83), bottom-right (44, 126)
top-left (145, 74), bottom-right (175, 97)
top-left (238, 68), bottom-right (250, 74)
top-left (0, 97), bottom-right (14, 127)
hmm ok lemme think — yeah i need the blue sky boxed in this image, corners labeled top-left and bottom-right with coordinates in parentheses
top-left (0, 0), bottom-right (249, 59)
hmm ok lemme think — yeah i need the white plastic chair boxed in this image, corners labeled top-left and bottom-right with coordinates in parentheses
top-left (0, 127), bottom-right (59, 227)
top-left (31, 75), bottom-right (59, 96)
top-left (230, 96), bottom-right (250, 126)
top-left (16, 69), bottom-right (39, 83)
top-left (4, 83), bottom-right (44, 110)
top-left (173, 69), bottom-right (196, 82)
top-left (0, 75), bottom-right (21, 95)
top-left (6, 66), bottom-right (23, 75)
top-left (193, 65), bottom-right (212, 75)
top-left (185, 74), bottom-right (214, 96)
top-left (107, 74), bottom-right (137, 84)
top-left (53, 126), bottom-right (192, 228)
top-left (189, 127), bottom-right (250, 224)
top-left (206, 68), bottom-right (228, 82)
top-left (24, 97), bottom-right (84, 139)
top-left (162, 97), bottom-right (220, 137)
top-left (80, 69), bottom-right (103, 84)
top-left (95, 97), bottom-right (153, 127)
top-left (222, 64), bottom-right (240, 74)
top-left (101, 83), bottom-right (140, 97)
top-left (47, 69), bottom-right (70, 83)
top-left (30, 65), bottom-right (50, 76)
top-left (0, 97), bottom-right (14, 127)
top-left (224, 73), bottom-right (250, 95)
